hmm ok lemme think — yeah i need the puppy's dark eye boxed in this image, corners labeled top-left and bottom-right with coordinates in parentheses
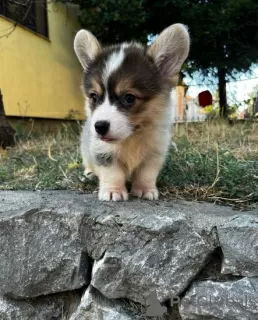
top-left (121, 94), bottom-right (136, 107)
top-left (89, 92), bottom-right (99, 103)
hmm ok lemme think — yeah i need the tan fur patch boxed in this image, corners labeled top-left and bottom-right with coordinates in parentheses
top-left (114, 92), bottom-right (170, 175)
top-left (117, 134), bottom-right (153, 175)
top-left (90, 79), bottom-right (103, 95)
top-left (115, 78), bottom-right (133, 94)
top-left (115, 79), bottom-right (145, 99)
top-left (129, 92), bottom-right (170, 127)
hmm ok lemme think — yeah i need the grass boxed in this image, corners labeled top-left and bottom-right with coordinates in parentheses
top-left (159, 120), bottom-right (258, 209)
top-left (0, 120), bottom-right (258, 209)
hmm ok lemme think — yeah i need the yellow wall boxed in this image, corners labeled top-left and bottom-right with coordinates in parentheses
top-left (0, 2), bottom-right (85, 120)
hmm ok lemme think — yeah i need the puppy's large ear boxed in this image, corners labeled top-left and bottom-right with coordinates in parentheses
top-left (74, 29), bottom-right (101, 70)
top-left (148, 24), bottom-right (190, 84)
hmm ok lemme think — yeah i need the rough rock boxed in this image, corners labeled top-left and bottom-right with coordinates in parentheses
top-left (70, 286), bottom-right (139, 320)
top-left (88, 209), bottom-right (214, 305)
top-left (0, 191), bottom-right (90, 298)
top-left (180, 278), bottom-right (258, 320)
top-left (1, 190), bottom-right (258, 318)
top-left (217, 215), bottom-right (258, 276)
top-left (0, 292), bottom-right (80, 320)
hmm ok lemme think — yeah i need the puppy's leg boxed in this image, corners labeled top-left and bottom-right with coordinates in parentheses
top-left (98, 163), bottom-right (128, 201)
top-left (80, 145), bottom-right (97, 180)
top-left (80, 121), bottom-right (96, 180)
top-left (131, 155), bottom-right (164, 200)
top-left (83, 159), bottom-right (96, 180)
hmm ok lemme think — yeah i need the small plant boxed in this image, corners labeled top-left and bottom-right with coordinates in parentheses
top-left (65, 109), bottom-right (82, 120)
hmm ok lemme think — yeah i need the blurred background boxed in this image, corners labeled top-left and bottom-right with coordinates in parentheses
top-left (0, 0), bottom-right (257, 127)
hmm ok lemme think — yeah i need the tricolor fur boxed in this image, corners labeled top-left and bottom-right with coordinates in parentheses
top-left (74, 24), bottom-right (190, 201)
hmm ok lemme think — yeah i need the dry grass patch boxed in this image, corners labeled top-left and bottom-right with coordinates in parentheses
top-left (159, 120), bottom-right (258, 208)
top-left (1, 120), bottom-right (257, 208)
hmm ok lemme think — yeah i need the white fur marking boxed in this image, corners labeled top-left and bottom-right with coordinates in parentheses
top-left (122, 42), bottom-right (142, 50)
top-left (91, 96), bottom-right (133, 141)
top-left (104, 48), bottom-right (125, 83)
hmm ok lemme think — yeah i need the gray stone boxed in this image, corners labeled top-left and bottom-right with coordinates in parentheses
top-left (0, 292), bottom-right (80, 320)
top-left (217, 215), bottom-right (258, 276)
top-left (82, 202), bottom-right (216, 305)
top-left (0, 191), bottom-right (90, 298)
top-left (70, 286), bottom-right (138, 320)
top-left (178, 201), bottom-right (258, 278)
top-left (179, 278), bottom-right (258, 320)
top-left (1, 190), bottom-right (258, 311)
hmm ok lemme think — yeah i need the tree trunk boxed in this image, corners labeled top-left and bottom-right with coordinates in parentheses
top-left (218, 68), bottom-right (228, 118)
top-left (0, 89), bottom-right (16, 148)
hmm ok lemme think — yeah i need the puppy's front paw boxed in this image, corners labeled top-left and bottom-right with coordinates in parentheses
top-left (84, 169), bottom-right (97, 181)
top-left (131, 186), bottom-right (159, 200)
top-left (98, 187), bottom-right (128, 201)
top-left (85, 172), bottom-right (97, 181)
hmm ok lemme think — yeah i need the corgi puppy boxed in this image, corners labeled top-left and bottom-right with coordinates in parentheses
top-left (74, 24), bottom-right (190, 201)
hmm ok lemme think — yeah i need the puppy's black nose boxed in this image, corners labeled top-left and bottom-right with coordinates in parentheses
top-left (95, 121), bottom-right (110, 135)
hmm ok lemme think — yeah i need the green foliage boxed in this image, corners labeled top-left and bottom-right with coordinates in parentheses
top-left (15, 121), bottom-right (25, 139)
top-left (74, 0), bottom-right (147, 44)
top-left (179, 0), bottom-right (258, 76)
top-left (69, 0), bottom-right (258, 75)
